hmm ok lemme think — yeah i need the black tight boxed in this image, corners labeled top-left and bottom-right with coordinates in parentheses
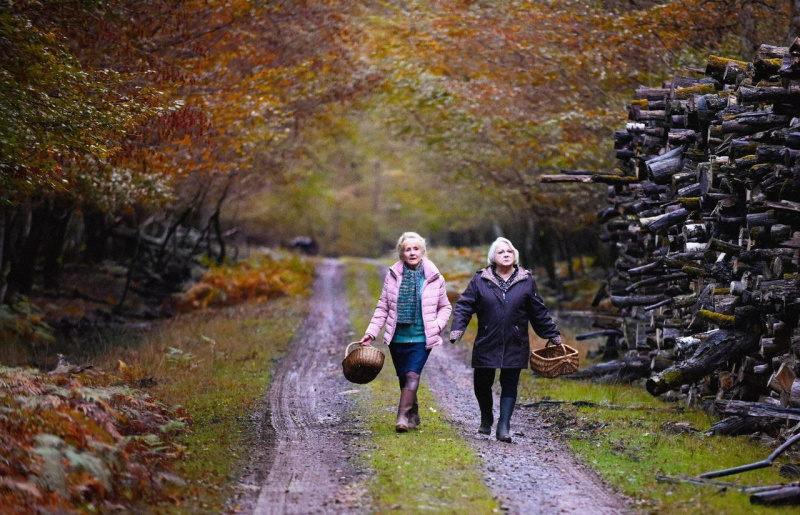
top-left (474, 368), bottom-right (521, 400)
top-left (398, 371), bottom-right (420, 391)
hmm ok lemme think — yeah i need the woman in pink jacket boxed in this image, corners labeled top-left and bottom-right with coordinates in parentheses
top-left (359, 232), bottom-right (452, 432)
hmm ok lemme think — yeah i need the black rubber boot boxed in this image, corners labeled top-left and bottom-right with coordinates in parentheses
top-left (496, 396), bottom-right (516, 443)
top-left (477, 394), bottom-right (494, 435)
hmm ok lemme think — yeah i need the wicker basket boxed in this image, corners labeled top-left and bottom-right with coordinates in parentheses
top-left (342, 342), bottom-right (385, 384)
top-left (530, 341), bottom-right (579, 378)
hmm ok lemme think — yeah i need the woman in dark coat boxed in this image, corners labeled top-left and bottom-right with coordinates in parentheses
top-left (449, 237), bottom-right (562, 442)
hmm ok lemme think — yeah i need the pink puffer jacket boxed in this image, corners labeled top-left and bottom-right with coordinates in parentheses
top-left (366, 259), bottom-right (452, 349)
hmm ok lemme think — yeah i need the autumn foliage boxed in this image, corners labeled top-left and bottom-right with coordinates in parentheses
top-left (0, 365), bottom-right (189, 512)
top-left (172, 255), bottom-right (314, 312)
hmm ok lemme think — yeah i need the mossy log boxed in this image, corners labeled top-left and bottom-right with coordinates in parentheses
top-left (646, 329), bottom-right (761, 396)
top-left (697, 309), bottom-right (736, 328)
top-left (705, 55), bottom-right (748, 83)
top-left (708, 415), bottom-right (782, 436)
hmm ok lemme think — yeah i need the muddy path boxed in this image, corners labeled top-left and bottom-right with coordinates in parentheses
top-left (424, 344), bottom-right (631, 514)
top-left (233, 259), bottom-right (629, 514)
top-left (232, 259), bottom-right (369, 514)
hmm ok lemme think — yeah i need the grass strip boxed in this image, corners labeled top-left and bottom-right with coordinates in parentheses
top-left (343, 259), bottom-right (498, 513)
top-left (518, 376), bottom-right (800, 514)
top-left (95, 293), bottom-right (309, 512)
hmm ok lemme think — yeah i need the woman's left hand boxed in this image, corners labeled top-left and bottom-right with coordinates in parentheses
top-left (549, 335), bottom-right (563, 345)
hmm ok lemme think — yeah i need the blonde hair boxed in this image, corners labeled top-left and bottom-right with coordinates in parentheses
top-left (396, 232), bottom-right (427, 259)
top-left (487, 237), bottom-right (519, 265)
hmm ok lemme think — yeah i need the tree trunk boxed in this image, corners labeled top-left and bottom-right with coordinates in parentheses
top-left (7, 203), bottom-right (48, 294)
top-left (534, 219), bottom-right (560, 289)
top-left (0, 206), bottom-right (6, 304)
top-left (739, 1), bottom-right (758, 60)
top-left (82, 208), bottom-right (107, 262)
top-left (42, 205), bottom-right (73, 290)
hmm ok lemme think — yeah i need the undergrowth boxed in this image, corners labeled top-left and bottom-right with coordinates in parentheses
top-left (0, 253), bottom-right (313, 513)
top-left (94, 287), bottom-right (311, 511)
top-left (343, 258), bottom-right (499, 513)
top-left (0, 365), bottom-right (188, 512)
top-left (517, 376), bottom-right (800, 514)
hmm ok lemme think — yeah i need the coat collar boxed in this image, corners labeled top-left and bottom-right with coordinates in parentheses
top-left (480, 265), bottom-right (530, 289)
top-left (389, 258), bottom-right (440, 280)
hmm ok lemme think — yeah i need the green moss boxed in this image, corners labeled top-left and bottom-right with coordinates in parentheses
top-left (675, 83), bottom-right (716, 99)
top-left (697, 309), bottom-right (736, 327)
top-left (660, 368), bottom-right (684, 385)
top-left (678, 197), bottom-right (701, 209)
top-left (681, 265), bottom-right (705, 276)
top-left (707, 55), bottom-right (747, 69)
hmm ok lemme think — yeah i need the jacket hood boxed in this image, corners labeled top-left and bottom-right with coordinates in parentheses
top-left (480, 265), bottom-right (530, 289)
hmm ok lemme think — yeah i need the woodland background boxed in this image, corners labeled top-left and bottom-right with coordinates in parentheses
top-left (2, 0), bottom-right (798, 308)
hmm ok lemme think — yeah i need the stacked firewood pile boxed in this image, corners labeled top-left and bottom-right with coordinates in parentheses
top-left (542, 40), bottom-right (800, 438)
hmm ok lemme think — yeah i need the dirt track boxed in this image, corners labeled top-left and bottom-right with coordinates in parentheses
top-left (232, 259), bottom-right (369, 514)
top-left (233, 259), bottom-right (629, 514)
top-left (425, 343), bottom-right (630, 514)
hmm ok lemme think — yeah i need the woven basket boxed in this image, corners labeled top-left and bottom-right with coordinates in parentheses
top-left (530, 341), bottom-right (579, 378)
top-left (342, 342), bottom-right (385, 384)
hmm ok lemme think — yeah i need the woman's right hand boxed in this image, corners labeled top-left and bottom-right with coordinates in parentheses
top-left (359, 334), bottom-right (374, 346)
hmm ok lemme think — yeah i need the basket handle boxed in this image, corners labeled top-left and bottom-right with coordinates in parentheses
top-left (545, 339), bottom-right (567, 354)
top-left (345, 341), bottom-right (363, 358)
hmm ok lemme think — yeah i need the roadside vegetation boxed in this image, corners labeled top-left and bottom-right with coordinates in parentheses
top-left (0, 254), bottom-right (313, 512)
top-left (343, 258), bottom-right (499, 512)
top-left (518, 377), bottom-right (799, 515)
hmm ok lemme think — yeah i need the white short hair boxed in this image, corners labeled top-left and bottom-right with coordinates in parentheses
top-left (487, 237), bottom-right (519, 265)
top-left (396, 232), bottom-right (427, 259)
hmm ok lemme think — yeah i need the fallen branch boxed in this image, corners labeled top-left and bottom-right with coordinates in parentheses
top-left (699, 432), bottom-right (800, 479)
top-left (656, 474), bottom-right (798, 494)
top-left (518, 399), bottom-right (685, 412)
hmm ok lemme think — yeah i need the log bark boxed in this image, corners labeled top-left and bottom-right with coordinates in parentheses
top-left (714, 399), bottom-right (800, 422)
top-left (643, 208), bottom-right (690, 233)
top-left (610, 294), bottom-right (669, 308)
top-left (751, 486), bottom-right (800, 506)
top-left (646, 329), bottom-right (761, 396)
top-left (562, 357), bottom-right (650, 382)
top-left (708, 415), bottom-right (782, 436)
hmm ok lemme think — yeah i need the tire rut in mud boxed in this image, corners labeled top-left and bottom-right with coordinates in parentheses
top-left (232, 259), bottom-right (369, 514)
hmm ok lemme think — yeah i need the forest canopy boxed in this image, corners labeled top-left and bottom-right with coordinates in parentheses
top-left (0, 0), bottom-right (797, 298)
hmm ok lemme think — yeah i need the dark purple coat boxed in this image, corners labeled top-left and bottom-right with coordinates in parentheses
top-left (450, 266), bottom-right (560, 369)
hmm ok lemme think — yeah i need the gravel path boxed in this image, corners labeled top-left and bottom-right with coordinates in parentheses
top-left (424, 333), bottom-right (631, 514)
